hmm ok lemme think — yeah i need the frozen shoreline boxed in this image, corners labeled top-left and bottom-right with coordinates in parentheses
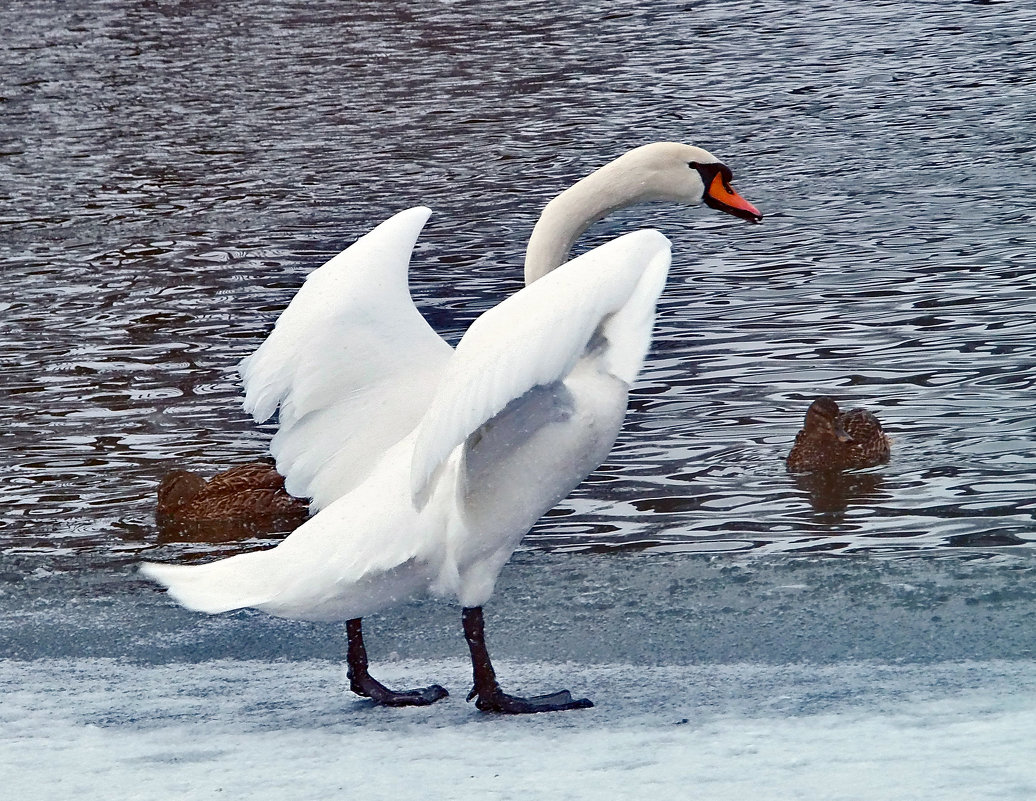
top-left (5, 553), bottom-right (1036, 799)
top-left (4, 551), bottom-right (1036, 665)
top-left (4, 656), bottom-right (1036, 801)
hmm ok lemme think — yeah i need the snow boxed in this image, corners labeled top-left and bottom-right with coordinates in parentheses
top-left (4, 554), bottom-right (1036, 799)
top-left (4, 657), bottom-right (1036, 801)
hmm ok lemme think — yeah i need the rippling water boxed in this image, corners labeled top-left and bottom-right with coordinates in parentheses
top-left (2, 0), bottom-right (1035, 569)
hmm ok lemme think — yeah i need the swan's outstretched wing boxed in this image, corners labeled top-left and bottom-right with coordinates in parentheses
top-left (239, 207), bottom-right (454, 510)
top-left (410, 229), bottom-right (672, 500)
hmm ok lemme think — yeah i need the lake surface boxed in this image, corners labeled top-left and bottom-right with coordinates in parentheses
top-left (2, 0), bottom-right (1035, 571)
top-left (4, 5), bottom-right (1036, 798)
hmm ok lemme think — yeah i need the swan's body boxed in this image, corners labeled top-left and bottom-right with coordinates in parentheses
top-left (142, 143), bottom-right (762, 713)
top-left (145, 226), bottom-right (668, 618)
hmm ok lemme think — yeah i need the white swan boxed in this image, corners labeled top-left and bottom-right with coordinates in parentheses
top-left (234, 144), bottom-right (762, 514)
top-left (141, 143), bottom-right (762, 713)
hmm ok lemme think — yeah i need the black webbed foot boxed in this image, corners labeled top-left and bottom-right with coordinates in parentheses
top-left (346, 617), bottom-right (448, 708)
top-left (461, 606), bottom-right (593, 715)
top-left (467, 685), bottom-right (593, 714)
top-left (353, 674), bottom-right (449, 707)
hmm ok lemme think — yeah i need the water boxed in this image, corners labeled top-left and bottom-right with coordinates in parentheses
top-left (2, 0), bottom-right (1036, 572)
top-left (5, 9), bottom-right (1036, 795)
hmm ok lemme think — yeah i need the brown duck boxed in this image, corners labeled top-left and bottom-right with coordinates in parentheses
top-left (156, 459), bottom-right (309, 540)
top-left (786, 397), bottom-right (890, 472)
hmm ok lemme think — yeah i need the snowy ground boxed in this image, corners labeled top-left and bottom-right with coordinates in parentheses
top-left (4, 658), bottom-right (1036, 800)
top-left (4, 552), bottom-right (1036, 799)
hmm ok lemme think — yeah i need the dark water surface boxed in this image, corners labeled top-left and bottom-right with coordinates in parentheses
top-left (3, 0), bottom-right (1035, 572)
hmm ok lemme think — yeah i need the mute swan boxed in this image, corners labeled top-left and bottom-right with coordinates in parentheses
top-left (237, 143), bottom-right (762, 514)
top-left (786, 397), bottom-right (891, 472)
top-left (142, 143), bottom-right (762, 714)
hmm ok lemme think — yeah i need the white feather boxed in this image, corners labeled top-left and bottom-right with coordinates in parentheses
top-left (238, 206), bottom-right (453, 509)
top-left (409, 229), bottom-right (672, 501)
top-left (233, 144), bottom-right (741, 513)
top-left (142, 229), bottom-right (672, 619)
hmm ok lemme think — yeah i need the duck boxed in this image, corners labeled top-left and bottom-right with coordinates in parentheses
top-left (141, 143), bottom-right (762, 714)
top-left (155, 459), bottom-right (309, 541)
top-left (786, 396), bottom-right (891, 473)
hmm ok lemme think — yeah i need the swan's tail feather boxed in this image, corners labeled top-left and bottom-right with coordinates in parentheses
top-left (140, 551), bottom-right (276, 615)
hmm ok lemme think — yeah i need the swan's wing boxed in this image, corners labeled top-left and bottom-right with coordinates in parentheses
top-left (143, 231), bottom-right (672, 621)
top-left (410, 228), bottom-right (672, 500)
top-left (238, 207), bottom-right (454, 510)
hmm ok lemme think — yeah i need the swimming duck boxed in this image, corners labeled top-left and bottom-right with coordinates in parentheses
top-left (156, 460), bottom-right (309, 540)
top-left (786, 397), bottom-right (890, 472)
top-left (141, 143), bottom-right (762, 714)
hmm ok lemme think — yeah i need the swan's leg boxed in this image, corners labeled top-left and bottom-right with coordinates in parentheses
top-left (461, 606), bottom-right (593, 714)
top-left (345, 618), bottom-right (448, 707)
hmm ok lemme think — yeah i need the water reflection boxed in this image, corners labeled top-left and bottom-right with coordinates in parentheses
top-left (156, 520), bottom-right (297, 546)
top-left (790, 471), bottom-right (888, 517)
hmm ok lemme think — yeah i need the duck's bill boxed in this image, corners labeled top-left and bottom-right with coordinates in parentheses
top-left (834, 423), bottom-right (854, 443)
top-left (703, 171), bottom-right (763, 223)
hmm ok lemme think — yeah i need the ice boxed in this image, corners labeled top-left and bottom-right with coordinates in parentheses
top-left (4, 555), bottom-right (1036, 799)
top-left (3, 657), bottom-right (1036, 801)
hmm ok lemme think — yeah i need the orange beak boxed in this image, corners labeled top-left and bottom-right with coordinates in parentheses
top-left (704, 171), bottom-right (763, 223)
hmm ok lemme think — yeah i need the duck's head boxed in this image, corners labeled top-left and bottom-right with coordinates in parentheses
top-left (803, 396), bottom-right (853, 442)
top-left (156, 470), bottom-right (206, 517)
top-left (612, 142), bottom-right (763, 223)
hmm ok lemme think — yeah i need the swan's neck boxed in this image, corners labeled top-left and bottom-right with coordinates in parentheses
top-left (523, 157), bottom-right (673, 284)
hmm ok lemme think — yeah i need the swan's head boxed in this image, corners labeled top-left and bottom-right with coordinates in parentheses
top-left (524, 142), bottom-right (763, 283)
top-left (618, 142), bottom-right (763, 223)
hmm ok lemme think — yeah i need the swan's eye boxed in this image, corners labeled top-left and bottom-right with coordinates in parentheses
top-left (687, 161), bottom-right (700, 169)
